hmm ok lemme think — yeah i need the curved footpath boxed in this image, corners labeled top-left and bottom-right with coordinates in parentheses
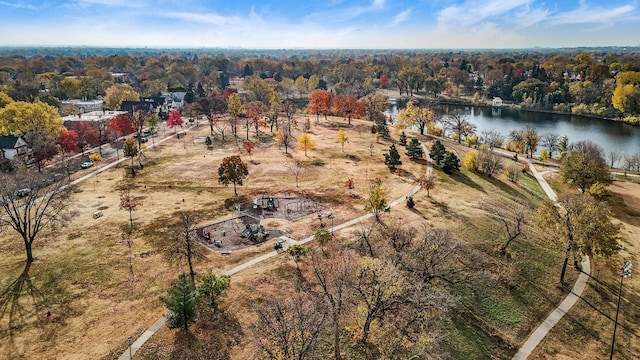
top-left (512, 162), bottom-right (591, 359)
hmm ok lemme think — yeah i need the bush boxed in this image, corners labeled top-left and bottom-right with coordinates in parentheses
top-left (406, 196), bottom-right (415, 209)
top-left (88, 153), bottom-right (102, 162)
top-left (463, 150), bottom-right (479, 172)
top-left (505, 163), bottom-right (521, 182)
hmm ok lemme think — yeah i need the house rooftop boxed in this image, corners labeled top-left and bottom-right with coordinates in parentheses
top-left (62, 110), bottom-right (127, 122)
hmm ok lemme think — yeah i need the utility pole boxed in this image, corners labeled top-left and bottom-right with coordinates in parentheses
top-left (610, 260), bottom-right (632, 360)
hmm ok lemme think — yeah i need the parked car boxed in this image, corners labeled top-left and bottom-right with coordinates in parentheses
top-left (80, 161), bottom-right (93, 169)
top-left (139, 137), bottom-right (149, 143)
top-left (15, 188), bottom-right (31, 197)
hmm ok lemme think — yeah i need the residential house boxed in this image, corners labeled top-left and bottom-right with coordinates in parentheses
top-left (0, 135), bottom-right (31, 163)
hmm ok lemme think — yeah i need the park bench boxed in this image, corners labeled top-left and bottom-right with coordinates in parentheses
top-left (220, 249), bottom-right (231, 255)
top-left (213, 240), bottom-right (223, 247)
top-left (92, 211), bottom-right (103, 219)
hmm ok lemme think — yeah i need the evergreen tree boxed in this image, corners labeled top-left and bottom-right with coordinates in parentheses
top-left (398, 131), bottom-right (407, 146)
top-left (430, 140), bottom-right (446, 164)
top-left (440, 151), bottom-right (461, 174)
top-left (384, 144), bottom-right (402, 171)
top-left (161, 273), bottom-right (197, 332)
top-left (374, 117), bottom-right (389, 138)
top-left (406, 138), bottom-right (424, 160)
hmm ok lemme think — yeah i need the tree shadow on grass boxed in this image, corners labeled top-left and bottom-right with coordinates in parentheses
top-left (448, 171), bottom-right (486, 193)
top-left (0, 262), bottom-right (44, 357)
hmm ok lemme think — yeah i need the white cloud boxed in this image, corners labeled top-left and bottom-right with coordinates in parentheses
top-left (0, 1), bottom-right (38, 10)
top-left (437, 0), bottom-right (535, 29)
top-left (388, 8), bottom-right (412, 27)
top-left (161, 12), bottom-right (240, 27)
top-left (551, 4), bottom-right (635, 25)
top-left (74, 0), bottom-right (144, 7)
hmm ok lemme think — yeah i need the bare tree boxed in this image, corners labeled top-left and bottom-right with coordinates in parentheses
top-left (482, 198), bottom-right (531, 255)
top-left (0, 173), bottom-right (72, 263)
top-left (284, 160), bottom-right (307, 187)
top-left (212, 115), bottom-right (229, 142)
top-left (171, 211), bottom-right (207, 283)
top-left (481, 129), bottom-right (504, 150)
top-left (402, 227), bottom-right (463, 285)
top-left (477, 148), bottom-right (502, 177)
top-left (253, 294), bottom-right (327, 360)
top-left (608, 150), bottom-right (622, 169)
top-left (309, 249), bottom-right (354, 360)
top-left (541, 133), bottom-right (560, 158)
top-left (443, 111), bottom-right (476, 143)
top-left (354, 219), bottom-right (376, 257)
top-left (130, 109), bottom-right (149, 150)
top-left (119, 185), bottom-right (142, 230)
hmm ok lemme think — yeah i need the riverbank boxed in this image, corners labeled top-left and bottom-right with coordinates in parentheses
top-left (378, 88), bottom-right (638, 126)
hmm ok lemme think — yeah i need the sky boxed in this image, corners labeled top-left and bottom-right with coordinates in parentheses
top-left (2, 0), bottom-right (640, 49)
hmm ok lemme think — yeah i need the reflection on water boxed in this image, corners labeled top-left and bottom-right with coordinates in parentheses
top-left (386, 100), bottom-right (640, 155)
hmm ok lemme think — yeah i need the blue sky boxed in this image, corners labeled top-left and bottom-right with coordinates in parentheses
top-left (2, 0), bottom-right (639, 48)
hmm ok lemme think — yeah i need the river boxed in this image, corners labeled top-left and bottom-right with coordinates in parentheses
top-left (386, 100), bottom-right (640, 157)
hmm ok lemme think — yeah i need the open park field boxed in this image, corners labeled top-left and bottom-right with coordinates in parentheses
top-left (0, 114), bottom-right (639, 359)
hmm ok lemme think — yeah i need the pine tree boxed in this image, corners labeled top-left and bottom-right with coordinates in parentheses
top-left (374, 117), bottom-right (389, 138)
top-left (384, 144), bottom-right (402, 171)
top-left (430, 140), bottom-right (446, 164)
top-left (161, 273), bottom-right (197, 332)
top-left (440, 151), bottom-right (461, 174)
top-left (406, 138), bottom-right (424, 160)
top-left (398, 131), bottom-right (407, 146)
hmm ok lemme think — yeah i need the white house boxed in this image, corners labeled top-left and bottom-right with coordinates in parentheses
top-left (492, 97), bottom-right (503, 107)
top-left (0, 135), bottom-right (30, 161)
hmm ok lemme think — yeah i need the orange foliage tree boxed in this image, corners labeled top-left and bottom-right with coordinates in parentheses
top-left (308, 89), bottom-right (333, 123)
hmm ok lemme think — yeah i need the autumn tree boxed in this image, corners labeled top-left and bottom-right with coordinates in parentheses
top-left (383, 144), bottom-right (402, 171)
top-left (122, 136), bottom-right (139, 176)
top-left (476, 145), bottom-right (502, 177)
top-left (218, 155), bottom-right (249, 196)
top-left (109, 113), bottom-right (135, 138)
top-left (197, 271), bottom-right (231, 311)
top-left (336, 130), bottom-right (349, 152)
top-left (130, 109), bottom-right (149, 149)
top-left (364, 179), bottom-right (388, 221)
top-left (537, 194), bottom-right (622, 285)
top-left (227, 92), bottom-right (244, 144)
top-left (351, 256), bottom-right (409, 344)
top-left (522, 127), bottom-right (540, 158)
top-left (0, 101), bottom-right (64, 170)
top-left (166, 110), bottom-right (184, 133)
top-left (481, 129), bottom-right (504, 150)
top-left (284, 160), bottom-right (306, 187)
top-left (69, 121), bottom-right (99, 154)
top-left (560, 140), bottom-right (611, 193)
top-left (0, 173), bottom-right (71, 263)
top-left (253, 294), bottom-right (326, 360)
top-left (245, 100), bottom-right (267, 137)
top-left (395, 99), bottom-right (434, 135)
top-left (296, 133), bottom-right (315, 157)
top-left (331, 94), bottom-right (365, 124)
top-left (308, 89), bottom-right (333, 123)
top-left (275, 126), bottom-right (292, 154)
top-left (415, 173), bottom-right (436, 197)
top-left (244, 140), bottom-right (255, 159)
top-left (104, 83), bottom-right (140, 110)
top-left (161, 273), bottom-right (197, 332)
top-left (314, 228), bottom-right (332, 255)
top-left (360, 93), bottom-right (388, 123)
top-left (57, 129), bottom-right (79, 154)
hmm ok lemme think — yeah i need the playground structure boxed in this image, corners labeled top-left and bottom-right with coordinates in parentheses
top-left (241, 195), bottom-right (325, 221)
top-left (240, 224), bottom-right (270, 243)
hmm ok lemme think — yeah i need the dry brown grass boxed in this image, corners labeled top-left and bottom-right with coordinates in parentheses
top-left (0, 116), bottom-right (422, 360)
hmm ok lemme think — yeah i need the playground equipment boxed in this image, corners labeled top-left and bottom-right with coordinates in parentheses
top-left (240, 224), bottom-right (269, 243)
top-left (253, 196), bottom-right (279, 211)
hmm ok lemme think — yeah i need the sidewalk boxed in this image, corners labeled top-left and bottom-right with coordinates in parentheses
top-left (512, 160), bottom-right (591, 360)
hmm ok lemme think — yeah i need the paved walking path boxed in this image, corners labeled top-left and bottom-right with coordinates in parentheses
top-left (117, 140), bottom-right (433, 359)
top-left (511, 161), bottom-right (591, 359)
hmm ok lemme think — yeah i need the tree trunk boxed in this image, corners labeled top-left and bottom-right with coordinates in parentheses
top-left (25, 237), bottom-right (34, 263)
top-left (233, 182), bottom-right (237, 196)
top-left (361, 314), bottom-right (374, 344)
top-left (332, 311), bottom-right (342, 360)
top-left (560, 241), bottom-right (571, 285)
